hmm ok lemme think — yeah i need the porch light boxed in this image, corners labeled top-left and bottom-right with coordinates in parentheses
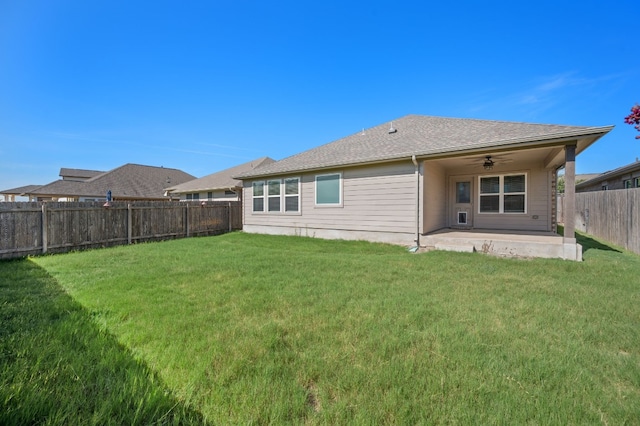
top-left (483, 156), bottom-right (494, 170)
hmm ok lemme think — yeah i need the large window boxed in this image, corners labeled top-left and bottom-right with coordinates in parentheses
top-left (479, 174), bottom-right (526, 214)
top-left (316, 173), bottom-right (341, 205)
top-left (252, 178), bottom-right (300, 213)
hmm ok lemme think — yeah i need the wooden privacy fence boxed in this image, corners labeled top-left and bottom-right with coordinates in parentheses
top-left (0, 201), bottom-right (242, 259)
top-left (557, 188), bottom-right (640, 254)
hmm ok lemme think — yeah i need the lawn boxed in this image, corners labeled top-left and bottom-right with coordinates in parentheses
top-left (2, 231), bottom-right (640, 424)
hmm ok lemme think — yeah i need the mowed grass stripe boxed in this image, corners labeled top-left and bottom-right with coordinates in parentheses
top-left (2, 231), bottom-right (638, 423)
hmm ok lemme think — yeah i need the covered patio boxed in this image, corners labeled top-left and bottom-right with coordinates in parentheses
top-left (421, 228), bottom-right (581, 261)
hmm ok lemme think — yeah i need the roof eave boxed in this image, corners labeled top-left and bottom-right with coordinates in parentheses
top-left (237, 126), bottom-right (614, 180)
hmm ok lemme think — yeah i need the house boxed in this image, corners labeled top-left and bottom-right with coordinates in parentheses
top-left (235, 115), bottom-right (613, 261)
top-left (24, 163), bottom-right (196, 201)
top-left (575, 159), bottom-right (640, 192)
top-left (164, 157), bottom-right (275, 202)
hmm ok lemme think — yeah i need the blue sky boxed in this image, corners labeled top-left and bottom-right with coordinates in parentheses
top-left (1, 0), bottom-right (638, 192)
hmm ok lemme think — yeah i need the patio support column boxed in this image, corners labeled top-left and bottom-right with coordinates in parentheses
top-left (563, 144), bottom-right (577, 244)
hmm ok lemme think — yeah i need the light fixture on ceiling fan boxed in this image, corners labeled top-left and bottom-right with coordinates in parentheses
top-left (483, 156), bottom-right (494, 170)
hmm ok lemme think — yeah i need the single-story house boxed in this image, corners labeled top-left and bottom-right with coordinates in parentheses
top-left (24, 163), bottom-right (195, 201)
top-left (575, 159), bottom-right (640, 192)
top-left (235, 115), bottom-right (613, 261)
top-left (164, 157), bottom-right (275, 202)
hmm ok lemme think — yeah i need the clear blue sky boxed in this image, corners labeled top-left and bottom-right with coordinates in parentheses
top-left (1, 0), bottom-right (638, 191)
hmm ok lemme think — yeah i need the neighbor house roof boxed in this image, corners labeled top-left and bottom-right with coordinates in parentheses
top-left (59, 168), bottom-right (105, 181)
top-left (27, 163), bottom-right (196, 200)
top-left (0, 184), bottom-right (44, 196)
top-left (166, 157), bottom-right (275, 194)
top-left (236, 115), bottom-right (613, 179)
top-left (575, 159), bottom-right (640, 189)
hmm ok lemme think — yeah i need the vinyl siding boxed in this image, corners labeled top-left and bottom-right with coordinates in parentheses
top-left (471, 165), bottom-right (551, 231)
top-left (243, 161), bottom-right (416, 236)
top-left (423, 161), bottom-right (447, 233)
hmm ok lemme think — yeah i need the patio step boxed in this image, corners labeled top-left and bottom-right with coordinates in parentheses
top-left (434, 242), bottom-right (476, 253)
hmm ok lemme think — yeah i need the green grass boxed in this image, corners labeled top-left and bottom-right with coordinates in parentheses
top-left (2, 231), bottom-right (640, 424)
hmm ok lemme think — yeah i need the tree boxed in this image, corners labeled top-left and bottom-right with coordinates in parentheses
top-left (624, 104), bottom-right (640, 139)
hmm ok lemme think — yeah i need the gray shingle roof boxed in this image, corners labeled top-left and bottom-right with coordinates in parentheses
top-left (166, 157), bottom-right (275, 194)
top-left (28, 163), bottom-right (196, 199)
top-left (575, 159), bottom-right (640, 188)
top-left (59, 168), bottom-right (105, 180)
top-left (0, 184), bottom-right (44, 195)
top-left (237, 115), bottom-right (613, 178)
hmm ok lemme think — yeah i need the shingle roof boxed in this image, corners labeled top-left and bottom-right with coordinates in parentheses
top-left (236, 115), bottom-right (613, 178)
top-left (59, 168), bottom-right (105, 180)
top-left (28, 163), bottom-right (196, 199)
top-left (575, 159), bottom-right (640, 188)
top-left (166, 157), bottom-right (275, 194)
top-left (0, 184), bottom-right (44, 195)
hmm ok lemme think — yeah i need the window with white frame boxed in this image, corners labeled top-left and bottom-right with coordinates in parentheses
top-left (284, 177), bottom-right (300, 212)
top-left (479, 173), bottom-right (526, 214)
top-left (252, 181), bottom-right (265, 212)
top-left (267, 179), bottom-right (281, 212)
top-left (315, 173), bottom-right (341, 205)
top-left (252, 178), bottom-right (300, 213)
top-left (635, 177), bottom-right (640, 188)
top-left (624, 179), bottom-right (633, 189)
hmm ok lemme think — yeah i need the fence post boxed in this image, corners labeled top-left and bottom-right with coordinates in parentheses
top-left (127, 203), bottom-right (132, 244)
top-left (186, 203), bottom-right (190, 237)
top-left (228, 202), bottom-right (232, 232)
top-left (41, 203), bottom-right (48, 254)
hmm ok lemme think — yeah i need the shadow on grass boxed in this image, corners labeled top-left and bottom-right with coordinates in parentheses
top-left (557, 225), bottom-right (622, 254)
top-left (0, 259), bottom-right (208, 425)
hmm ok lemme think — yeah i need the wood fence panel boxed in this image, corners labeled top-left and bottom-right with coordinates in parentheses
top-left (571, 188), bottom-right (640, 254)
top-left (0, 201), bottom-right (242, 259)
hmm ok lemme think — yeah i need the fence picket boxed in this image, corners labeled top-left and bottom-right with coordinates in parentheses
top-left (0, 201), bottom-right (242, 259)
top-left (558, 188), bottom-right (640, 254)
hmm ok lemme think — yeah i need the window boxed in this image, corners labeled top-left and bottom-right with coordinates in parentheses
top-left (284, 177), bottom-right (300, 212)
top-left (252, 178), bottom-right (300, 213)
top-left (252, 181), bottom-right (264, 212)
top-left (207, 191), bottom-right (213, 199)
top-left (268, 180), bottom-right (281, 212)
top-left (479, 174), bottom-right (526, 214)
top-left (316, 173), bottom-right (341, 205)
top-left (624, 179), bottom-right (633, 189)
top-left (186, 193), bottom-right (192, 200)
top-left (186, 193), bottom-right (200, 200)
top-left (635, 178), bottom-right (640, 188)
top-left (225, 190), bottom-right (236, 196)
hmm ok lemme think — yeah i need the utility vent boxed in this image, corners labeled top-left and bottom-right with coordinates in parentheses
top-left (388, 122), bottom-right (397, 134)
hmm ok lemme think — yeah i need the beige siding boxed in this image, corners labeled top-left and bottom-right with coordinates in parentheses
top-left (243, 161), bottom-right (417, 242)
top-left (458, 163), bottom-right (551, 231)
top-left (423, 161), bottom-right (447, 233)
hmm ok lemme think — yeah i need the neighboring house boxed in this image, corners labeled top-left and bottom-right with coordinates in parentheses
top-left (24, 163), bottom-right (196, 201)
top-left (235, 114), bottom-right (612, 260)
top-left (0, 185), bottom-right (43, 201)
top-left (165, 157), bottom-right (275, 202)
top-left (575, 159), bottom-right (640, 192)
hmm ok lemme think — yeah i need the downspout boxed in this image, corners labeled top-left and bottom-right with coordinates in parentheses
top-left (411, 155), bottom-right (420, 250)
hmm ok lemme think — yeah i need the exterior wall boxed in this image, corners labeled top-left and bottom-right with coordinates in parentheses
top-left (423, 161), bottom-right (447, 233)
top-left (446, 160), bottom-right (552, 232)
top-left (242, 161), bottom-right (418, 245)
top-left (178, 189), bottom-right (240, 202)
